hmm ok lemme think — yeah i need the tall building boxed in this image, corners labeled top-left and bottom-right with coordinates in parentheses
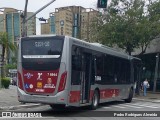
top-left (0, 8), bottom-right (36, 42)
top-left (26, 12), bottom-right (36, 36)
top-left (54, 7), bottom-right (73, 36)
top-left (81, 8), bottom-right (99, 41)
top-left (47, 6), bottom-right (86, 38)
top-left (0, 8), bottom-right (36, 63)
top-left (41, 6), bottom-right (99, 41)
top-left (50, 14), bottom-right (56, 34)
top-left (41, 22), bottom-right (50, 34)
top-left (0, 14), bottom-right (5, 32)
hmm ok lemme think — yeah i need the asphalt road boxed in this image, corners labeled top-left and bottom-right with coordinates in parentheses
top-left (1, 86), bottom-right (160, 120)
top-left (1, 100), bottom-right (160, 120)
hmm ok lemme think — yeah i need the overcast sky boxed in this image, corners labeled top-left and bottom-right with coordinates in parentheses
top-left (0, 0), bottom-right (98, 34)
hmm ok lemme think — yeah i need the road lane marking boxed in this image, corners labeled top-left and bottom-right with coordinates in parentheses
top-left (103, 107), bottom-right (111, 109)
top-left (130, 103), bottom-right (159, 108)
top-left (103, 105), bottom-right (126, 109)
top-left (103, 102), bottom-right (160, 109)
top-left (112, 105), bottom-right (126, 108)
top-left (117, 104), bottom-right (142, 108)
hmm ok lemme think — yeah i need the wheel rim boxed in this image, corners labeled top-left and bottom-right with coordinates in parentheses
top-left (93, 93), bottom-right (98, 107)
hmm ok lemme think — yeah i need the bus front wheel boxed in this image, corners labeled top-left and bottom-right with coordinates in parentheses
top-left (90, 90), bottom-right (99, 110)
top-left (124, 88), bottom-right (133, 103)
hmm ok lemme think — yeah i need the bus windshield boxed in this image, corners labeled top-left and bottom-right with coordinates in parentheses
top-left (21, 36), bottom-right (64, 71)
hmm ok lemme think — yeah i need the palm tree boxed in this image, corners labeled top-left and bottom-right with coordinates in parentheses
top-left (0, 32), bottom-right (16, 78)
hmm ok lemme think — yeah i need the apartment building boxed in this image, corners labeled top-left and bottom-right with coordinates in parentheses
top-left (41, 22), bottom-right (50, 34)
top-left (0, 14), bottom-right (5, 32)
top-left (54, 7), bottom-right (73, 36)
top-left (81, 8), bottom-right (99, 41)
top-left (0, 8), bottom-right (36, 41)
top-left (41, 6), bottom-right (99, 41)
top-left (0, 8), bottom-right (36, 63)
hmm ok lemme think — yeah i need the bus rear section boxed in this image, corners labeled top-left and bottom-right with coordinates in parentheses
top-left (17, 36), bottom-right (68, 105)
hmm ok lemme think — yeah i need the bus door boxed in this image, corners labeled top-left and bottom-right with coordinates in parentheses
top-left (70, 46), bottom-right (83, 106)
top-left (80, 53), bottom-right (92, 104)
top-left (70, 46), bottom-right (92, 106)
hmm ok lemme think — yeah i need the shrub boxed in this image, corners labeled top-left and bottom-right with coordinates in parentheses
top-left (1, 77), bottom-right (10, 89)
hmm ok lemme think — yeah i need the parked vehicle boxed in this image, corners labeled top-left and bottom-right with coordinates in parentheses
top-left (12, 77), bottom-right (17, 86)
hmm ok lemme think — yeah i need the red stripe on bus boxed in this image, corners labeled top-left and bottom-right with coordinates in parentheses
top-left (69, 89), bottom-right (120, 103)
top-left (99, 89), bottom-right (120, 99)
top-left (69, 91), bottom-right (81, 103)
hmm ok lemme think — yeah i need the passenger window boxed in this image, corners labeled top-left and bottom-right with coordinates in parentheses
top-left (72, 55), bottom-right (82, 71)
top-left (71, 46), bottom-right (82, 85)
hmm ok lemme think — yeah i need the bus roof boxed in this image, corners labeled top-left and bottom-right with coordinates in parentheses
top-left (24, 35), bottom-right (135, 60)
top-left (67, 36), bottom-right (131, 60)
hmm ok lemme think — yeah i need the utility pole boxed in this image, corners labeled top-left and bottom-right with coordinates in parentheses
top-left (21, 0), bottom-right (56, 37)
top-left (153, 53), bottom-right (159, 93)
top-left (21, 0), bottom-right (28, 37)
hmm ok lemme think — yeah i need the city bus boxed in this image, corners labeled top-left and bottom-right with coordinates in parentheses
top-left (17, 35), bottom-right (141, 109)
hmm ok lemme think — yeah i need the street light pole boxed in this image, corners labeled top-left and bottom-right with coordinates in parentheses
top-left (22, 0), bottom-right (56, 37)
top-left (22, 0), bottom-right (28, 37)
top-left (153, 53), bottom-right (159, 93)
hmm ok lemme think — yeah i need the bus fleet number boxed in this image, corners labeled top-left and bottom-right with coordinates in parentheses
top-left (47, 73), bottom-right (57, 77)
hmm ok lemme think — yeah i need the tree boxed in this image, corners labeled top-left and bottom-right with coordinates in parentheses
top-left (92, 0), bottom-right (160, 55)
top-left (0, 32), bottom-right (16, 77)
top-left (135, 0), bottom-right (160, 55)
top-left (89, 12), bottom-right (105, 42)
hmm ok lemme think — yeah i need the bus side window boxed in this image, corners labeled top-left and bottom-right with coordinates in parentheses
top-left (71, 46), bottom-right (82, 85)
top-left (119, 60), bottom-right (130, 84)
top-left (96, 55), bottom-right (103, 76)
top-left (126, 61), bottom-right (131, 83)
top-left (72, 55), bottom-right (82, 71)
top-left (104, 55), bottom-right (114, 84)
top-left (114, 58), bottom-right (122, 84)
top-left (91, 56), bottom-right (96, 84)
top-left (95, 54), bottom-right (103, 84)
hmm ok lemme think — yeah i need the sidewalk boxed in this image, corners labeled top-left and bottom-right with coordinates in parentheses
top-left (133, 91), bottom-right (160, 103)
top-left (0, 85), bottom-right (41, 110)
top-left (0, 85), bottom-right (20, 107)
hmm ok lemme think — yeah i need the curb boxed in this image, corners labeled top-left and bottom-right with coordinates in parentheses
top-left (133, 98), bottom-right (160, 103)
top-left (0, 104), bottom-right (43, 110)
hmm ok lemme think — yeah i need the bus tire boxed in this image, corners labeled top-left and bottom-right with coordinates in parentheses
top-left (124, 88), bottom-right (133, 103)
top-left (90, 90), bottom-right (99, 110)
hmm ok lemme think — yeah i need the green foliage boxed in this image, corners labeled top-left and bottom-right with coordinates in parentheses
top-left (0, 32), bottom-right (17, 61)
top-left (5, 56), bottom-right (17, 69)
top-left (0, 32), bottom-right (17, 52)
top-left (92, 0), bottom-right (160, 55)
top-left (1, 77), bottom-right (10, 89)
top-left (5, 64), bottom-right (17, 69)
top-left (0, 32), bottom-right (17, 77)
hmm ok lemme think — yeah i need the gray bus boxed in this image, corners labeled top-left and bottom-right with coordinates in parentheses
top-left (17, 35), bottom-right (141, 110)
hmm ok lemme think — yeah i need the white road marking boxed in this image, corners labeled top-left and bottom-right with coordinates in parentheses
top-left (103, 102), bottom-right (160, 109)
top-left (111, 105), bottom-right (126, 108)
top-left (130, 103), bottom-right (159, 108)
top-left (117, 104), bottom-right (143, 108)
